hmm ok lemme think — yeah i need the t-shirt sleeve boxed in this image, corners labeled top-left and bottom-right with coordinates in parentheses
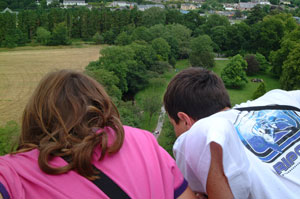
top-left (288, 90), bottom-right (300, 105)
top-left (0, 157), bottom-right (24, 199)
top-left (206, 118), bottom-right (252, 198)
top-left (177, 117), bottom-right (252, 197)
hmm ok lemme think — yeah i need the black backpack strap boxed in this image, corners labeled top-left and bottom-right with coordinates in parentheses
top-left (91, 165), bottom-right (130, 199)
top-left (62, 156), bottom-right (130, 199)
top-left (235, 104), bottom-right (300, 112)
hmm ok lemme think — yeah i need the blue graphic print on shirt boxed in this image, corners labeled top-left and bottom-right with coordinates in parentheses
top-left (234, 110), bottom-right (300, 164)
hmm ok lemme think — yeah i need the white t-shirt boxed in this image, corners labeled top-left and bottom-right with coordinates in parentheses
top-left (173, 89), bottom-right (300, 199)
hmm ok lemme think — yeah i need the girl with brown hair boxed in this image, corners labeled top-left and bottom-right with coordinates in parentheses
top-left (0, 70), bottom-right (195, 199)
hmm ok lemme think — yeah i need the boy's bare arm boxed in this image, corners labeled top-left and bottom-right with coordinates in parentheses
top-left (206, 142), bottom-right (234, 199)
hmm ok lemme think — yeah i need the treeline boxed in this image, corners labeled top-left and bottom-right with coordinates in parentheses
top-left (1, 5), bottom-right (298, 90)
top-left (0, 0), bottom-right (106, 10)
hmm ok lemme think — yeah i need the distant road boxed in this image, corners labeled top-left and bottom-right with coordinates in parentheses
top-left (153, 106), bottom-right (166, 139)
top-left (215, 58), bottom-right (229, 60)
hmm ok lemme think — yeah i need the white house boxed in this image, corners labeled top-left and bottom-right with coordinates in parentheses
top-left (259, 1), bottom-right (271, 5)
top-left (238, 2), bottom-right (258, 11)
top-left (63, 0), bottom-right (87, 6)
top-left (181, 4), bottom-right (197, 10)
top-left (137, 4), bottom-right (164, 11)
top-left (110, 1), bottom-right (137, 8)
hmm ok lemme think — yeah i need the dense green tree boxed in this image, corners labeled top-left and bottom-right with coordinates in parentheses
top-left (269, 26), bottom-right (300, 76)
top-left (36, 27), bottom-right (51, 45)
top-left (257, 13), bottom-right (297, 57)
top-left (245, 5), bottom-right (267, 25)
top-left (18, 10), bottom-right (39, 40)
top-left (0, 12), bottom-right (17, 46)
top-left (40, 0), bottom-right (47, 9)
top-left (164, 24), bottom-right (192, 59)
top-left (202, 14), bottom-right (230, 35)
top-left (255, 53), bottom-right (270, 72)
top-left (183, 11), bottom-right (205, 33)
top-left (37, 9), bottom-right (50, 29)
top-left (131, 26), bottom-right (152, 43)
top-left (141, 93), bottom-right (161, 126)
top-left (148, 24), bottom-right (166, 40)
top-left (280, 45), bottom-right (300, 90)
top-left (129, 41), bottom-right (157, 70)
top-left (115, 31), bottom-right (132, 46)
top-left (85, 67), bottom-right (122, 100)
top-left (252, 82), bottom-right (267, 100)
top-left (125, 60), bottom-right (148, 98)
top-left (48, 22), bottom-right (70, 45)
top-left (47, 8), bottom-right (65, 32)
top-left (92, 32), bottom-right (104, 44)
top-left (98, 46), bottom-right (133, 93)
top-left (165, 9), bottom-right (183, 25)
top-left (151, 37), bottom-right (170, 61)
top-left (221, 54), bottom-right (248, 89)
top-left (244, 54), bottom-right (259, 76)
top-left (210, 25), bottom-right (228, 54)
top-left (189, 35), bottom-right (215, 68)
top-left (0, 1), bottom-right (8, 10)
top-left (14, 28), bottom-right (27, 46)
top-left (223, 22), bottom-right (252, 56)
top-left (141, 7), bottom-right (166, 27)
top-left (102, 29), bottom-right (116, 44)
top-left (0, 0), bottom-right (37, 9)
top-left (2, 34), bottom-right (16, 48)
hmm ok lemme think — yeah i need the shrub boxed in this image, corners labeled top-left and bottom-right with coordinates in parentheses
top-left (252, 82), bottom-right (266, 100)
top-left (92, 32), bottom-right (104, 44)
top-left (221, 54), bottom-right (248, 88)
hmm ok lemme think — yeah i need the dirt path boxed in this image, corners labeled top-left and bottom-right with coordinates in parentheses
top-left (153, 106), bottom-right (166, 139)
top-left (0, 45), bottom-right (103, 125)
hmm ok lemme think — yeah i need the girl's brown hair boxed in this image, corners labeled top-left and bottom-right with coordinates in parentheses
top-left (15, 69), bottom-right (124, 179)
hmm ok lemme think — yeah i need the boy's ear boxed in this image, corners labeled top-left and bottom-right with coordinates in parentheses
top-left (177, 112), bottom-right (196, 129)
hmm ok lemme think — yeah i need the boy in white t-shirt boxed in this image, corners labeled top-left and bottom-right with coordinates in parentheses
top-left (163, 67), bottom-right (300, 199)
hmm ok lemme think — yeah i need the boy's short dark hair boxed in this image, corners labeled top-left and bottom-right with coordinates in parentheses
top-left (163, 67), bottom-right (231, 124)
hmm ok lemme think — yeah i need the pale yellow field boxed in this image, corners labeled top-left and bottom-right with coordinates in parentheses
top-left (0, 45), bottom-right (103, 125)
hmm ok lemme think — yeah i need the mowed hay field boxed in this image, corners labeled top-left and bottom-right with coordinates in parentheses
top-left (0, 45), bottom-right (103, 125)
